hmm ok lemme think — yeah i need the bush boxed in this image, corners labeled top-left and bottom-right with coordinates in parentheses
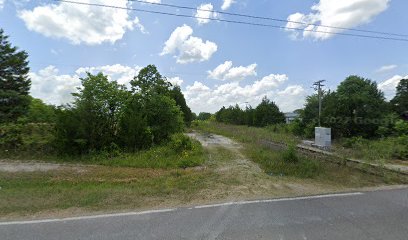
top-left (0, 123), bottom-right (23, 149)
top-left (342, 136), bottom-right (365, 148)
top-left (169, 133), bottom-right (193, 154)
top-left (392, 135), bottom-right (408, 160)
top-left (282, 144), bottom-right (299, 163)
top-left (395, 120), bottom-right (408, 136)
top-left (0, 123), bottom-right (54, 153)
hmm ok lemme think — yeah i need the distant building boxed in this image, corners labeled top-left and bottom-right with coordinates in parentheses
top-left (284, 112), bottom-right (299, 124)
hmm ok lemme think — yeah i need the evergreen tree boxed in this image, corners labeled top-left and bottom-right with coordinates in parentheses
top-left (0, 29), bottom-right (31, 122)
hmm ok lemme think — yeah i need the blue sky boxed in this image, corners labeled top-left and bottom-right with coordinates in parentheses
top-left (1, 0), bottom-right (407, 113)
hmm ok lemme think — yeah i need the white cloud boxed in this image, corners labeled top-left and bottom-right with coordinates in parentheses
top-left (18, 0), bottom-right (145, 45)
top-left (208, 61), bottom-right (257, 81)
top-left (378, 74), bottom-right (408, 99)
top-left (0, 0), bottom-right (5, 10)
top-left (76, 64), bottom-right (142, 86)
top-left (161, 24), bottom-right (218, 64)
top-left (167, 77), bottom-right (184, 86)
top-left (221, 0), bottom-right (235, 10)
top-left (286, 0), bottom-right (390, 40)
top-left (376, 64), bottom-right (398, 73)
top-left (184, 73), bottom-right (306, 113)
top-left (29, 66), bottom-right (81, 106)
top-left (195, 3), bottom-right (217, 25)
top-left (30, 64), bottom-right (142, 105)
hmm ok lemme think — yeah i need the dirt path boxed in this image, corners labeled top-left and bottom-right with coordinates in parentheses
top-left (0, 160), bottom-right (88, 173)
top-left (187, 131), bottom-right (337, 201)
top-left (187, 132), bottom-right (262, 173)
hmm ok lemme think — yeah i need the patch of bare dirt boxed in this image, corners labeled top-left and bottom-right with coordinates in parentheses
top-left (0, 160), bottom-right (88, 173)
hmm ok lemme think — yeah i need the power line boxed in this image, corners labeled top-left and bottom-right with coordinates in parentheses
top-left (53, 0), bottom-right (408, 42)
top-left (130, 0), bottom-right (408, 38)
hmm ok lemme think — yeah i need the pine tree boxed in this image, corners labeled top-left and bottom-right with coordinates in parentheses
top-left (0, 29), bottom-right (31, 122)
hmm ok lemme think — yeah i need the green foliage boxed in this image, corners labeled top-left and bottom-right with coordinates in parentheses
top-left (145, 94), bottom-right (184, 144)
top-left (282, 144), bottom-right (299, 163)
top-left (216, 105), bottom-right (246, 125)
top-left (55, 73), bottom-right (129, 154)
top-left (215, 97), bottom-right (285, 127)
top-left (0, 123), bottom-right (54, 153)
top-left (394, 120), bottom-right (408, 136)
top-left (24, 98), bottom-right (56, 123)
top-left (118, 96), bottom-right (152, 151)
top-left (247, 145), bottom-right (322, 178)
top-left (376, 113), bottom-right (400, 137)
top-left (301, 76), bottom-right (389, 139)
top-left (53, 65), bottom-right (186, 156)
top-left (88, 139), bottom-right (204, 169)
top-left (170, 86), bottom-right (193, 126)
top-left (197, 112), bottom-right (212, 121)
top-left (254, 97), bottom-right (285, 127)
top-left (130, 64), bottom-right (171, 96)
top-left (169, 133), bottom-right (193, 154)
top-left (391, 79), bottom-right (408, 117)
top-left (0, 29), bottom-right (31, 123)
top-left (287, 119), bottom-right (304, 136)
top-left (0, 123), bottom-right (23, 149)
top-left (338, 136), bottom-right (408, 161)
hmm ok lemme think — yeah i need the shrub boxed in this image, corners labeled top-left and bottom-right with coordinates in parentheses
top-left (395, 120), bottom-right (408, 136)
top-left (0, 123), bottom-right (54, 153)
top-left (282, 144), bottom-right (299, 163)
top-left (342, 136), bottom-right (365, 148)
top-left (0, 123), bottom-right (23, 149)
top-left (169, 133), bottom-right (193, 154)
top-left (393, 135), bottom-right (408, 160)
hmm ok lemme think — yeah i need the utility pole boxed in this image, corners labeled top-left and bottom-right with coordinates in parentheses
top-left (313, 80), bottom-right (326, 127)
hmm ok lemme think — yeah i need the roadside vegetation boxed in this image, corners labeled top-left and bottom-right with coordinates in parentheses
top-left (0, 27), bottom-right (407, 219)
top-left (193, 121), bottom-right (405, 183)
top-left (203, 75), bottom-right (408, 164)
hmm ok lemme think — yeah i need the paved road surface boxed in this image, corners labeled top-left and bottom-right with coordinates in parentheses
top-left (1, 187), bottom-right (407, 240)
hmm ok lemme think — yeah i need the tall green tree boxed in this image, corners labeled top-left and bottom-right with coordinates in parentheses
top-left (170, 86), bottom-right (193, 126)
top-left (0, 29), bottom-right (31, 122)
top-left (323, 76), bottom-right (386, 138)
top-left (55, 73), bottom-right (129, 153)
top-left (130, 64), bottom-right (171, 96)
top-left (391, 78), bottom-right (408, 117)
top-left (126, 65), bottom-right (185, 145)
top-left (253, 97), bottom-right (285, 127)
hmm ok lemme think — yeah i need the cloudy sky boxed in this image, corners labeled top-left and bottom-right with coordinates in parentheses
top-left (1, 0), bottom-right (407, 113)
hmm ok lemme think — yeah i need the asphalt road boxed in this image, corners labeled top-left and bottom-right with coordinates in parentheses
top-left (1, 187), bottom-right (408, 240)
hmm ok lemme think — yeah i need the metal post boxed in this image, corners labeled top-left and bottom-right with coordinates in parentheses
top-left (313, 80), bottom-right (325, 127)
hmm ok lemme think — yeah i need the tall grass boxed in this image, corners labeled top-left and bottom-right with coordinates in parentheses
top-left (192, 121), bottom-right (300, 145)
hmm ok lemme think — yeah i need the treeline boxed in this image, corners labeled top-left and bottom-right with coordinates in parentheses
top-left (210, 75), bottom-right (407, 141)
top-left (55, 65), bottom-right (193, 154)
top-left (0, 28), bottom-right (193, 155)
top-left (298, 76), bottom-right (407, 139)
top-left (214, 97), bottom-right (285, 127)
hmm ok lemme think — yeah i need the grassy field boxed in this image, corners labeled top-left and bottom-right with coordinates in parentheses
top-left (191, 121), bottom-right (300, 145)
top-left (0, 124), bottom-right (405, 220)
top-left (0, 166), bottom-right (216, 218)
top-left (1, 138), bottom-right (205, 169)
top-left (333, 137), bottom-right (408, 164)
top-left (193, 120), bottom-right (407, 165)
top-left (192, 121), bottom-right (405, 183)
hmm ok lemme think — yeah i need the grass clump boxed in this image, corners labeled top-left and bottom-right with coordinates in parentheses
top-left (93, 136), bottom-right (204, 169)
top-left (282, 144), bottom-right (299, 163)
top-left (335, 136), bottom-right (408, 163)
top-left (245, 145), bottom-right (321, 178)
